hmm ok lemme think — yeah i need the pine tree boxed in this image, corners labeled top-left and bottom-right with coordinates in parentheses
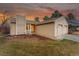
top-left (51, 10), bottom-right (62, 18)
top-left (43, 16), bottom-right (49, 21)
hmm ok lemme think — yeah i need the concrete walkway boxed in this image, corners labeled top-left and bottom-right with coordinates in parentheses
top-left (64, 34), bottom-right (79, 42)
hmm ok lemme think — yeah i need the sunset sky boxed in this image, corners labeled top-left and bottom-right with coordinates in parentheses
top-left (0, 3), bottom-right (79, 23)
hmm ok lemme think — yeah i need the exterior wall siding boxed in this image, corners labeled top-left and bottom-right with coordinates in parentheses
top-left (16, 16), bottom-right (26, 35)
top-left (10, 16), bottom-right (26, 35)
top-left (35, 23), bottom-right (55, 39)
top-left (54, 17), bottom-right (68, 40)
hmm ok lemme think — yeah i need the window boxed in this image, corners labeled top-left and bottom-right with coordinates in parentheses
top-left (26, 25), bottom-right (29, 30)
top-left (26, 24), bottom-right (30, 30)
top-left (11, 19), bottom-right (16, 24)
top-left (58, 24), bottom-right (63, 27)
top-left (31, 24), bottom-right (35, 32)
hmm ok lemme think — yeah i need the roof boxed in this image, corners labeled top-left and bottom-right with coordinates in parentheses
top-left (2, 15), bottom-right (35, 25)
top-left (2, 15), bottom-right (62, 25)
top-left (35, 19), bottom-right (55, 25)
top-left (35, 17), bottom-right (66, 25)
top-left (2, 16), bottom-right (68, 26)
top-left (2, 15), bottom-right (79, 27)
top-left (2, 16), bottom-right (67, 26)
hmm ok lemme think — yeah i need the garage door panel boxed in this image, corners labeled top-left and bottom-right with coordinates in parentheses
top-left (36, 23), bottom-right (54, 39)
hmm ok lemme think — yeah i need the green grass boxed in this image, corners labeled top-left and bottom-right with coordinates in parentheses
top-left (0, 38), bottom-right (79, 56)
top-left (0, 37), bottom-right (7, 44)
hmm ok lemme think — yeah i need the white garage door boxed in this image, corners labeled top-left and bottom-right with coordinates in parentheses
top-left (57, 25), bottom-right (63, 36)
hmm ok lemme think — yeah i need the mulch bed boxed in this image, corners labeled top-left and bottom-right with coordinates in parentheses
top-left (5, 34), bottom-right (53, 40)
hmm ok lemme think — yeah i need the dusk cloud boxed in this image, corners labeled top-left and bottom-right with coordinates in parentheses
top-left (0, 3), bottom-right (79, 21)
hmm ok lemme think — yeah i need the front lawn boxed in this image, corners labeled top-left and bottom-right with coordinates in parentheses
top-left (0, 36), bottom-right (79, 56)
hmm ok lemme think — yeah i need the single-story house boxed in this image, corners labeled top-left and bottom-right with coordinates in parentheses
top-left (66, 19), bottom-right (79, 33)
top-left (2, 15), bottom-right (68, 40)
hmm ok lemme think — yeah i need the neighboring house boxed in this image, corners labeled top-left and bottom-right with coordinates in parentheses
top-left (67, 19), bottom-right (79, 33)
top-left (2, 15), bottom-right (68, 40)
top-left (67, 19), bottom-right (79, 27)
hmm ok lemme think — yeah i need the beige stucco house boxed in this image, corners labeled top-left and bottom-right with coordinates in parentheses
top-left (2, 15), bottom-right (68, 40)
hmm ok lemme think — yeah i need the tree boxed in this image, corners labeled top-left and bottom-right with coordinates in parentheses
top-left (67, 13), bottom-right (76, 33)
top-left (67, 13), bottom-right (75, 20)
top-left (2, 10), bottom-right (8, 23)
top-left (51, 10), bottom-right (62, 18)
top-left (34, 17), bottom-right (40, 22)
top-left (43, 16), bottom-right (49, 21)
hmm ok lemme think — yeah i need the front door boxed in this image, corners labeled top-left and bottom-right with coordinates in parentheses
top-left (26, 24), bottom-right (31, 34)
top-left (10, 23), bottom-right (16, 35)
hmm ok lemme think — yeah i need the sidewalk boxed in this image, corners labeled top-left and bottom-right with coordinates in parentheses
top-left (64, 34), bottom-right (79, 42)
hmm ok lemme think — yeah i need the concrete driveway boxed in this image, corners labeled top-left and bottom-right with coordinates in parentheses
top-left (64, 34), bottom-right (79, 42)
